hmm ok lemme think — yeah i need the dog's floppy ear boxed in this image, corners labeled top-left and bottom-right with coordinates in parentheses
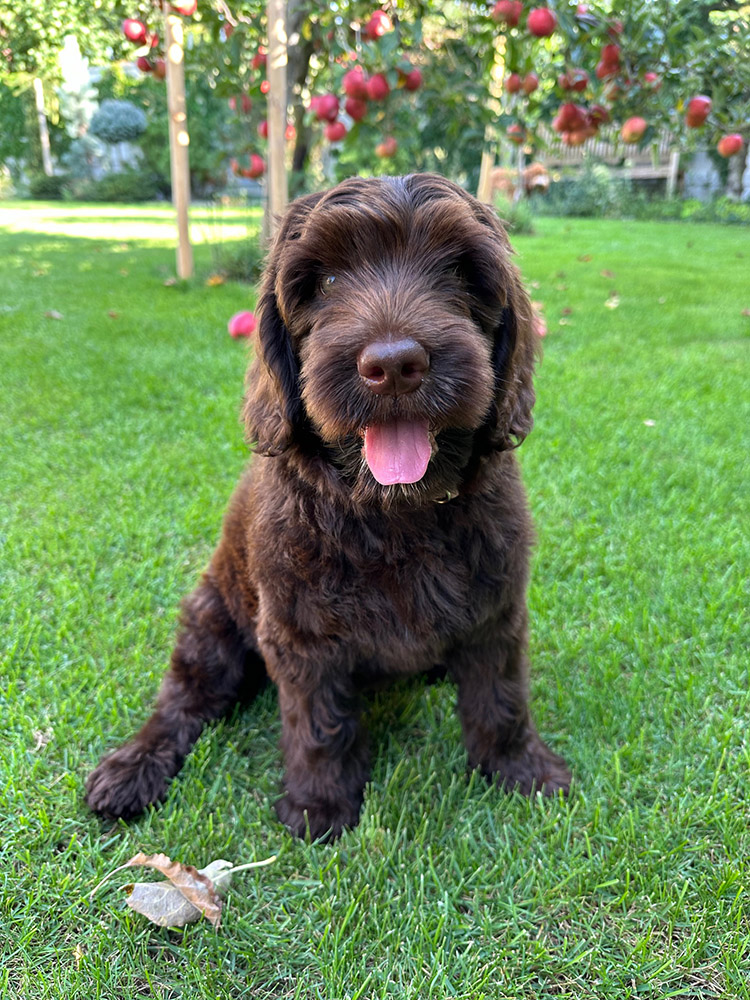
top-left (466, 199), bottom-right (537, 452)
top-left (243, 191), bottom-right (324, 455)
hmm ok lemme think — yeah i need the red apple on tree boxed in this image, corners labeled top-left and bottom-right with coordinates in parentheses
top-left (522, 72), bottom-right (539, 95)
top-left (366, 73), bottom-right (390, 101)
top-left (527, 8), bottom-right (557, 37)
top-left (643, 72), bottom-right (661, 91)
top-left (621, 116), bottom-right (647, 144)
top-left (257, 119), bottom-right (268, 139)
top-left (251, 49), bottom-right (267, 70)
top-left (153, 58), bottom-right (166, 80)
top-left (375, 136), bottom-right (398, 158)
top-left (717, 134), bottom-right (743, 157)
top-left (260, 80), bottom-right (270, 94)
top-left (402, 68), bottom-right (422, 91)
top-left (491, 1), bottom-right (522, 27)
top-left (685, 95), bottom-right (711, 127)
top-left (569, 69), bottom-right (589, 92)
top-left (245, 154), bottom-right (266, 179)
top-left (505, 73), bottom-right (522, 94)
top-left (365, 10), bottom-right (392, 40)
top-left (136, 56), bottom-right (153, 73)
top-left (325, 120), bottom-right (348, 142)
top-left (122, 19), bottom-right (147, 43)
top-left (345, 97), bottom-right (368, 121)
top-left (312, 94), bottom-right (340, 122)
top-left (171, 0), bottom-right (197, 15)
top-left (507, 123), bottom-right (526, 145)
top-left (343, 67), bottom-right (369, 99)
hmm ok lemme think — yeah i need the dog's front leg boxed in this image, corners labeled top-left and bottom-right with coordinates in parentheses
top-left (272, 668), bottom-right (369, 841)
top-left (451, 618), bottom-right (570, 797)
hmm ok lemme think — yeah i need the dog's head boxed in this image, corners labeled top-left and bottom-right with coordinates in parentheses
top-left (244, 174), bottom-right (536, 507)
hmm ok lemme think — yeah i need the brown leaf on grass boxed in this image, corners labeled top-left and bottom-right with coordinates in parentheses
top-left (555, 283), bottom-right (568, 291)
top-left (90, 852), bottom-right (277, 929)
top-left (107, 310), bottom-right (119, 319)
top-left (44, 310), bottom-right (63, 320)
top-left (741, 309), bottom-right (750, 317)
top-left (561, 307), bottom-right (573, 316)
top-left (577, 254), bottom-right (593, 262)
top-left (600, 269), bottom-right (615, 279)
top-left (555, 270), bottom-right (567, 279)
top-left (528, 280), bottom-right (541, 289)
top-left (604, 294), bottom-right (620, 309)
top-left (205, 274), bottom-right (225, 287)
top-left (163, 277), bottom-right (177, 287)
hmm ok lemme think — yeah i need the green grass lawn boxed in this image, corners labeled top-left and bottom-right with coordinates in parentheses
top-left (1, 200), bottom-right (748, 999)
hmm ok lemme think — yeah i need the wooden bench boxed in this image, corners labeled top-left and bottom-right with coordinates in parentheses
top-left (538, 125), bottom-right (681, 196)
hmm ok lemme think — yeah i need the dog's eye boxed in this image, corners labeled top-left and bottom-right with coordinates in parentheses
top-left (320, 275), bottom-right (336, 294)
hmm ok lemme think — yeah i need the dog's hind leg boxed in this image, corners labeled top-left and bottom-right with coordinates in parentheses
top-left (86, 572), bottom-right (265, 820)
top-left (450, 615), bottom-right (570, 797)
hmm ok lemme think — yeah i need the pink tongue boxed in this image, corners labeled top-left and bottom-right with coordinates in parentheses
top-left (363, 419), bottom-right (432, 485)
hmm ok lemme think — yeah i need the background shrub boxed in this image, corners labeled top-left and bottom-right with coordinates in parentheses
top-left (72, 169), bottom-right (161, 202)
top-left (27, 173), bottom-right (69, 200)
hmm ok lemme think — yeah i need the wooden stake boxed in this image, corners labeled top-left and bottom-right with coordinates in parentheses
top-left (164, 5), bottom-right (193, 279)
top-left (267, 0), bottom-right (289, 237)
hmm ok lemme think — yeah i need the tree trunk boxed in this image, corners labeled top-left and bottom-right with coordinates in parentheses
top-left (33, 78), bottom-right (54, 177)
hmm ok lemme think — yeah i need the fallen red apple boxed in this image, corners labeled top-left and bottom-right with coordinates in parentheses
top-left (527, 7), bottom-right (557, 37)
top-left (717, 134), bottom-right (743, 157)
top-left (366, 73), bottom-right (390, 101)
top-left (621, 116), bottom-right (647, 143)
top-left (122, 19), bottom-right (147, 43)
top-left (491, 1), bottom-right (522, 27)
top-left (505, 73), bottom-right (522, 94)
top-left (228, 311), bottom-right (256, 339)
top-left (345, 97), bottom-right (368, 121)
top-left (325, 120), bottom-right (348, 142)
top-left (342, 67), bottom-right (369, 99)
top-left (375, 136), bottom-right (398, 158)
top-left (685, 95), bottom-right (711, 128)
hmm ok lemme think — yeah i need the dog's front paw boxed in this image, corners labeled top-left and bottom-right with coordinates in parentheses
top-left (275, 792), bottom-right (362, 842)
top-left (86, 744), bottom-right (169, 820)
top-left (485, 734), bottom-right (571, 797)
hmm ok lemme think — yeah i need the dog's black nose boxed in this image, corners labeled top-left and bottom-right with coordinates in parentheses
top-left (357, 338), bottom-right (429, 396)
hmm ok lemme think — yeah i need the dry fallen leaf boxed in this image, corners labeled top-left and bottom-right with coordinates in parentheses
top-left (163, 277), bottom-right (177, 287)
top-left (558, 318), bottom-right (572, 327)
top-left (555, 283), bottom-right (568, 291)
top-left (45, 310), bottom-right (63, 320)
top-left (206, 274), bottom-right (225, 286)
top-left (90, 851), bottom-right (276, 929)
top-left (561, 307), bottom-right (573, 316)
top-left (119, 269), bottom-right (129, 277)
top-left (528, 280), bottom-right (541, 289)
top-left (604, 294), bottom-right (620, 309)
top-left (644, 419), bottom-right (656, 426)
top-left (600, 269), bottom-right (615, 278)
top-left (107, 310), bottom-right (119, 319)
top-left (577, 254), bottom-right (593, 262)
top-left (741, 308), bottom-right (750, 317)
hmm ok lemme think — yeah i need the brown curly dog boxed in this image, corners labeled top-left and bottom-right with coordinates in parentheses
top-left (86, 173), bottom-right (570, 840)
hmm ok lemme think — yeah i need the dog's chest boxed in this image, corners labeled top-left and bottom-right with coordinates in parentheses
top-left (254, 494), bottom-right (525, 669)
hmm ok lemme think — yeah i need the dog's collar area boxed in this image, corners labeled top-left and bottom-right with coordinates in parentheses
top-left (435, 489), bottom-right (459, 504)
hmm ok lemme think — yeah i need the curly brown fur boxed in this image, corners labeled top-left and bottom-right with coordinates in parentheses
top-left (86, 174), bottom-right (570, 840)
